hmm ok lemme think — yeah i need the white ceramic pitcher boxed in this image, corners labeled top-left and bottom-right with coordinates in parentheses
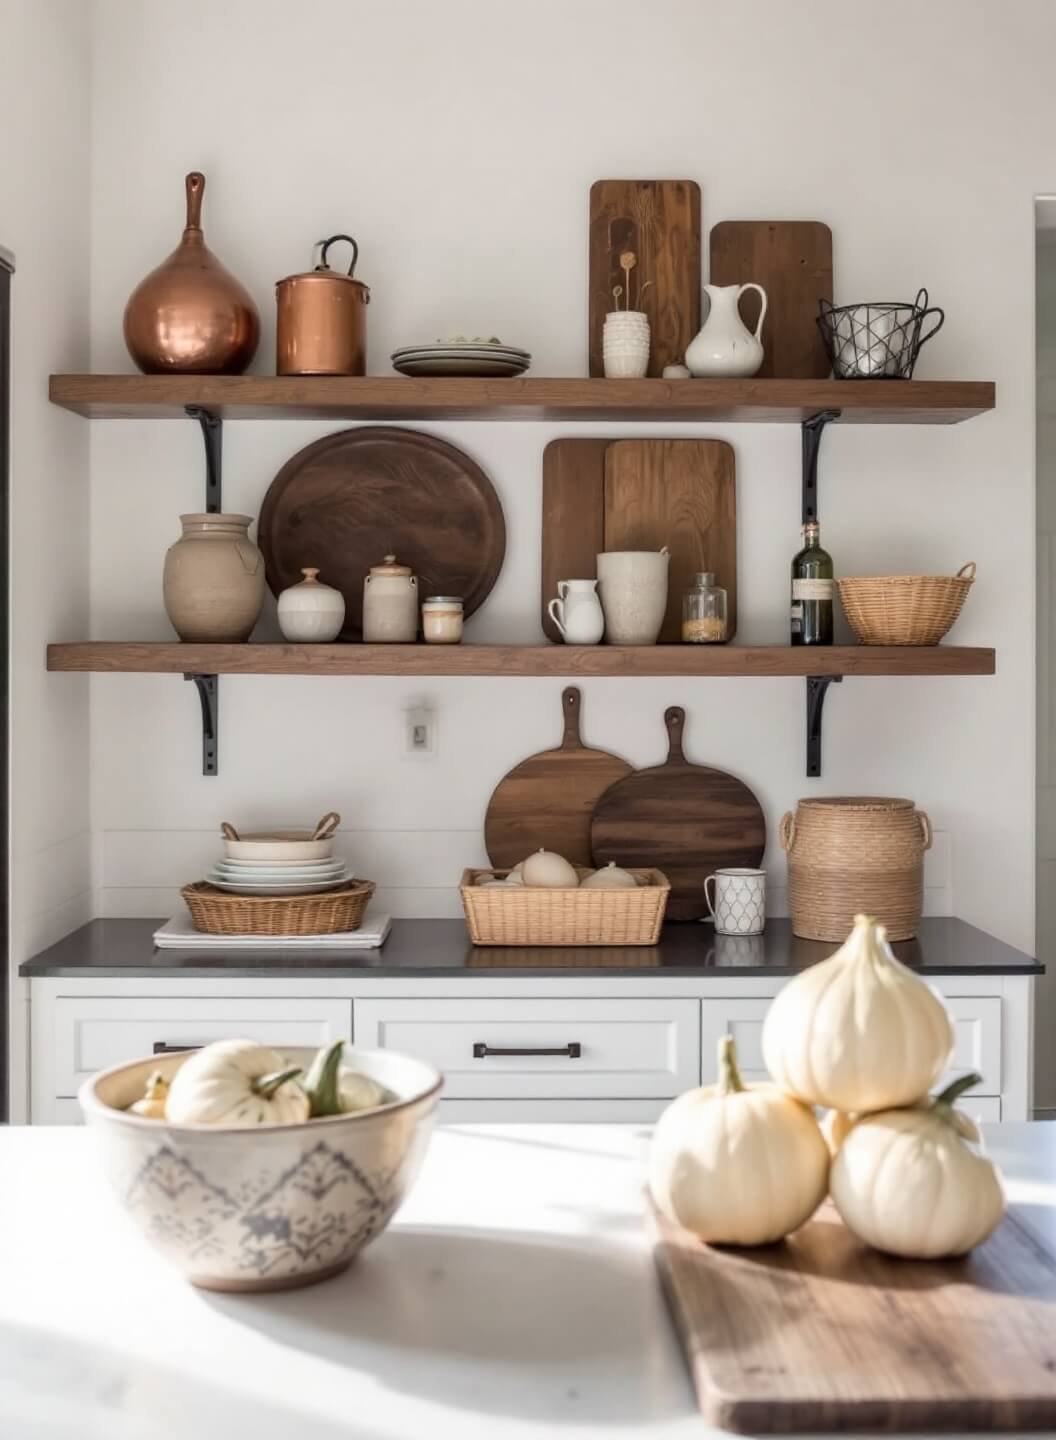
top-left (548, 579), bottom-right (605, 644)
top-left (685, 283), bottom-right (767, 378)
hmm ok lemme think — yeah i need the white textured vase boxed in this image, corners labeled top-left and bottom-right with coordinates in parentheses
top-left (603, 310), bottom-right (650, 378)
top-left (277, 567), bottom-right (345, 642)
top-left (596, 548), bottom-right (670, 645)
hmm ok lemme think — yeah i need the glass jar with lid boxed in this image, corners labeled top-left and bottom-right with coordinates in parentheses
top-left (422, 595), bottom-right (464, 644)
top-left (681, 571), bottom-right (728, 643)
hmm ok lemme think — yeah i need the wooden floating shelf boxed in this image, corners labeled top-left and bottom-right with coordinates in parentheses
top-left (49, 375), bottom-right (995, 424)
top-left (47, 643), bottom-right (997, 678)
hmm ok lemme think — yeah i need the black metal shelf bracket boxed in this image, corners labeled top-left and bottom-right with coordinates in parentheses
top-left (805, 674), bottom-right (842, 778)
top-left (184, 673), bottom-right (218, 776)
top-left (801, 409), bottom-right (841, 523)
top-left (185, 406), bottom-right (222, 513)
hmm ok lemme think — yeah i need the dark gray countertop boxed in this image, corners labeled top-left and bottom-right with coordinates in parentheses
top-left (18, 917), bottom-right (1042, 978)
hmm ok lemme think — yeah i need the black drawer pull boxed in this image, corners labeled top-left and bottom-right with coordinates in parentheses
top-left (472, 1042), bottom-right (582, 1059)
top-left (152, 1042), bottom-right (203, 1055)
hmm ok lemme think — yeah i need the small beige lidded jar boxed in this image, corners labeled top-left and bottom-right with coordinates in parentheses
top-left (422, 595), bottom-right (464, 644)
top-left (363, 553), bottom-right (418, 643)
top-left (682, 571), bottom-right (728, 643)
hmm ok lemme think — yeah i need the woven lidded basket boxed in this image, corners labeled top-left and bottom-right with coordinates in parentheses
top-left (181, 880), bottom-right (375, 937)
top-left (460, 867), bottom-right (670, 946)
top-left (836, 562), bottom-right (974, 645)
top-left (779, 797), bottom-right (931, 942)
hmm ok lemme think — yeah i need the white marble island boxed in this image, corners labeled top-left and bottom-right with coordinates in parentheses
top-left (0, 1122), bottom-right (1053, 1440)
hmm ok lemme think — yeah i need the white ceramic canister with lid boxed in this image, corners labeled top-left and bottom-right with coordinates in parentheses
top-left (363, 553), bottom-right (418, 642)
top-left (277, 567), bottom-right (346, 642)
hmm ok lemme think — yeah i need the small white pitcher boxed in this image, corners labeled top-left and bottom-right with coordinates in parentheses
top-left (548, 579), bottom-right (605, 644)
top-left (685, 283), bottom-right (767, 378)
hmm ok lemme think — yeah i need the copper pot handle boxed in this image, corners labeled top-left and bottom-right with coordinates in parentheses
top-left (917, 810), bottom-right (933, 851)
top-left (318, 234), bottom-right (359, 278)
top-left (184, 171), bottom-right (205, 231)
top-left (779, 811), bottom-right (796, 853)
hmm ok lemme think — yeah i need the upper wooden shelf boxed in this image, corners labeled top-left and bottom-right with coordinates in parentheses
top-left (48, 375), bottom-right (996, 424)
top-left (46, 643), bottom-right (996, 678)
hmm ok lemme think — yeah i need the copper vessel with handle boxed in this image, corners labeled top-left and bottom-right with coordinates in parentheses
top-left (276, 234), bottom-right (369, 375)
top-left (123, 171), bottom-right (260, 374)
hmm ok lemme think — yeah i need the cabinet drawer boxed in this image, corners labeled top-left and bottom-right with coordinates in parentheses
top-left (50, 996), bottom-right (353, 1096)
top-left (355, 998), bottom-right (699, 1099)
top-left (701, 995), bottom-right (1002, 1095)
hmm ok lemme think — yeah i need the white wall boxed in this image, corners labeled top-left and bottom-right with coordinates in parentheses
top-left (1, 0), bottom-right (93, 1118)
top-left (83, 0), bottom-right (1048, 1088)
top-left (1036, 224), bottom-right (1056, 1112)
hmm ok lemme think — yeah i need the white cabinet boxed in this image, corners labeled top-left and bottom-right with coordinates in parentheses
top-left (32, 993), bottom-right (352, 1122)
top-left (355, 997), bottom-right (700, 1099)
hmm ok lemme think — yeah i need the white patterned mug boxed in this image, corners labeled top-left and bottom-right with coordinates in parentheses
top-left (704, 867), bottom-right (766, 935)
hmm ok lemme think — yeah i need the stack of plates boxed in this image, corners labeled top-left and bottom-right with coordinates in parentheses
top-left (391, 339), bottom-right (531, 378)
top-left (205, 856), bottom-right (354, 897)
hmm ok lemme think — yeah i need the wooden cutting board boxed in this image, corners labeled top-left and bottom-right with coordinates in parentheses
top-left (484, 687), bottom-right (633, 869)
top-left (258, 426), bottom-right (505, 640)
top-left (590, 707), bottom-right (764, 921)
top-left (650, 1196), bottom-right (1056, 1434)
top-left (589, 180), bottom-right (702, 377)
top-left (541, 440), bottom-right (607, 643)
top-left (540, 439), bottom-right (736, 643)
top-left (709, 221), bottom-right (833, 379)
top-left (604, 440), bottom-right (736, 642)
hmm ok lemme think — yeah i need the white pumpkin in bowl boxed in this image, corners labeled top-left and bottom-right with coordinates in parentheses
top-left (830, 1072), bottom-right (1005, 1257)
top-left (649, 1035), bottom-right (829, 1246)
top-left (761, 913), bottom-right (953, 1113)
top-left (164, 1039), bottom-right (309, 1126)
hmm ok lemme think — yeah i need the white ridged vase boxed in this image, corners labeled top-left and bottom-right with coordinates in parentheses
top-left (603, 310), bottom-right (650, 378)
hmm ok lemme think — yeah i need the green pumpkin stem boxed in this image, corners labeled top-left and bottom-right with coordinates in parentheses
top-left (252, 1066), bottom-right (303, 1101)
top-left (933, 1071), bottom-right (983, 1111)
top-left (718, 1034), bottom-right (745, 1095)
top-left (302, 1038), bottom-right (345, 1117)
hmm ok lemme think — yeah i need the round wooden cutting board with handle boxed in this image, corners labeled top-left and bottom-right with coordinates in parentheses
top-left (484, 687), bottom-right (633, 870)
top-left (590, 706), bottom-right (766, 921)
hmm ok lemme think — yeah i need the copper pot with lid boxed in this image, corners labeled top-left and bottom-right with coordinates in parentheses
top-left (276, 235), bottom-right (370, 376)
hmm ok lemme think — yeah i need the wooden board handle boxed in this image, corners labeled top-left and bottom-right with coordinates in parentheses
top-left (561, 686), bottom-right (582, 748)
top-left (664, 706), bottom-right (686, 761)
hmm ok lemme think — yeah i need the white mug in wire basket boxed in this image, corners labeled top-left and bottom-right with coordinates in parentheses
top-left (704, 867), bottom-right (766, 935)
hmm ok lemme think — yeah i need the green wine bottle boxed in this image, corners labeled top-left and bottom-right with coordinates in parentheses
top-left (790, 520), bottom-right (833, 646)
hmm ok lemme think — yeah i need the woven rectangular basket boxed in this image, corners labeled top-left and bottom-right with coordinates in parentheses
top-left (181, 880), bottom-right (375, 937)
top-left (836, 563), bottom-right (975, 645)
top-left (460, 867), bottom-right (670, 946)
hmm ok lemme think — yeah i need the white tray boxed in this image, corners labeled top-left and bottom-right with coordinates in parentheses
top-left (154, 911), bottom-right (392, 950)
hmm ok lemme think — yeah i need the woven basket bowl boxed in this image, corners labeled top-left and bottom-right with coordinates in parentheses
top-left (836, 563), bottom-right (974, 645)
top-left (460, 867), bottom-right (669, 946)
top-left (780, 797), bottom-right (931, 942)
top-left (182, 879), bottom-right (375, 937)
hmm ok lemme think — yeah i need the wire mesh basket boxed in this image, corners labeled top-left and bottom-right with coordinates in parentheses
top-left (817, 288), bottom-right (944, 379)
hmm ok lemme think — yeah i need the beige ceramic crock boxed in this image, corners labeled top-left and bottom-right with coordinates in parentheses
top-left (363, 553), bottom-right (418, 643)
top-left (163, 513), bottom-right (265, 642)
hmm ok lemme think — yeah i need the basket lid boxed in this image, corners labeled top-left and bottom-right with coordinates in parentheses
top-left (796, 796), bottom-right (915, 811)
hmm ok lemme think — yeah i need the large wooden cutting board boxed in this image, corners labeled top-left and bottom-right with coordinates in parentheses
top-left (541, 440), bottom-right (607, 643)
top-left (604, 440), bottom-right (736, 643)
top-left (650, 1196), bottom-right (1056, 1434)
top-left (484, 687), bottom-right (632, 869)
top-left (258, 426), bottom-right (505, 640)
top-left (540, 439), bottom-right (736, 643)
top-left (589, 180), bottom-right (702, 377)
top-left (590, 707), bottom-right (764, 921)
top-left (709, 221), bottom-right (833, 379)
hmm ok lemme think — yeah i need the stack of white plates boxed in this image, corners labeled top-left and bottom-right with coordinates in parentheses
top-left (205, 856), bottom-right (354, 897)
top-left (391, 339), bottom-right (531, 378)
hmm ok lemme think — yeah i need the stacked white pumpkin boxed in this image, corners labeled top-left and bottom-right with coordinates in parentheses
top-left (649, 913), bottom-right (1007, 1259)
top-left (480, 848), bottom-right (638, 890)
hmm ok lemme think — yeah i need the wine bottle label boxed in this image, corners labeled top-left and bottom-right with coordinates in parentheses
top-left (792, 578), bottom-right (833, 601)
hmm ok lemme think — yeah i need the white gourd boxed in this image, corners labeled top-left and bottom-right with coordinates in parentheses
top-left (521, 849), bottom-right (579, 888)
top-left (338, 1070), bottom-right (389, 1112)
top-left (165, 1039), bottom-right (309, 1127)
top-left (830, 1073), bottom-right (1005, 1257)
top-left (649, 1036), bottom-right (829, 1246)
top-left (580, 862), bottom-right (637, 890)
top-left (761, 913), bottom-right (954, 1112)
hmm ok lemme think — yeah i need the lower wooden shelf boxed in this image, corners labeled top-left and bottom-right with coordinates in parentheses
top-left (46, 642), bottom-right (996, 678)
